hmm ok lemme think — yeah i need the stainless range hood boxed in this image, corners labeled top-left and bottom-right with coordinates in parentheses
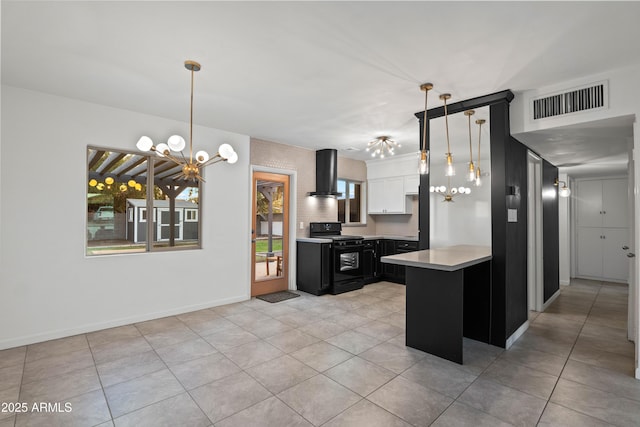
top-left (309, 149), bottom-right (342, 197)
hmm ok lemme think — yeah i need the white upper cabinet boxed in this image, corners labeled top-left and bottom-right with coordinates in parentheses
top-left (368, 177), bottom-right (411, 214)
top-left (576, 178), bottom-right (627, 228)
top-left (366, 153), bottom-right (419, 215)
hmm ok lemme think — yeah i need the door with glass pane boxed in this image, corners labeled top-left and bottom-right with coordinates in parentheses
top-left (251, 172), bottom-right (289, 296)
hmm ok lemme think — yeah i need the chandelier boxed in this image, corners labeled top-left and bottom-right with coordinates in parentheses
top-left (418, 83), bottom-right (432, 175)
top-left (366, 136), bottom-right (400, 158)
top-left (136, 60), bottom-right (237, 182)
top-left (430, 176), bottom-right (472, 202)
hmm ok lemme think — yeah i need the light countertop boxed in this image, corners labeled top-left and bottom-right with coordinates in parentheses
top-left (296, 237), bottom-right (333, 243)
top-left (381, 245), bottom-right (491, 271)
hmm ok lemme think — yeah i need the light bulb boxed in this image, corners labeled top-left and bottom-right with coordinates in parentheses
top-left (155, 143), bottom-right (170, 157)
top-left (89, 179), bottom-right (97, 187)
top-left (218, 143), bottom-right (234, 159)
top-left (195, 150), bottom-right (210, 163)
top-left (429, 186), bottom-right (435, 192)
top-left (458, 187), bottom-right (465, 194)
top-left (468, 162), bottom-right (475, 182)
top-left (227, 152), bottom-right (239, 164)
top-left (475, 168), bottom-right (482, 187)
top-left (136, 136), bottom-right (153, 151)
top-left (559, 186), bottom-right (571, 197)
top-left (465, 188), bottom-right (471, 194)
top-left (96, 183), bottom-right (105, 191)
top-left (135, 183), bottom-right (142, 191)
top-left (167, 135), bottom-right (186, 152)
top-left (445, 153), bottom-right (455, 176)
top-left (451, 188), bottom-right (458, 194)
top-left (128, 180), bottom-right (136, 187)
top-left (105, 177), bottom-right (114, 185)
top-left (440, 186), bottom-right (446, 192)
top-left (119, 184), bottom-right (127, 192)
top-left (418, 151), bottom-right (429, 175)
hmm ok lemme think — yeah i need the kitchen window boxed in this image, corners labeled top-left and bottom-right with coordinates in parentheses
top-left (337, 179), bottom-right (363, 224)
top-left (87, 146), bottom-right (201, 256)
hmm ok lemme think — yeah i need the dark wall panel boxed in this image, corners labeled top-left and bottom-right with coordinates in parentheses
top-left (542, 160), bottom-right (560, 301)
top-left (505, 137), bottom-right (528, 338)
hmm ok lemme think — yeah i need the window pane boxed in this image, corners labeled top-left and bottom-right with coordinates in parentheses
top-left (337, 179), bottom-right (346, 200)
top-left (87, 148), bottom-right (147, 255)
top-left (350, 183), bottom-right (361, 223)
top-left (152, 155), bottom-right (200, 249)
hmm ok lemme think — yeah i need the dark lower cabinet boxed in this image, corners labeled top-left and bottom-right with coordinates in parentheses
top-left (363, 240), bottom-right (380, 284)
top-left (382, 240), bottom-right (418, 284)
top-left (296, 242), bottom-right (332, 295)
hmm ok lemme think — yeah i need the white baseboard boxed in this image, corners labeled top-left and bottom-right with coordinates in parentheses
top-left (560, 279), bottom-right (570, 286)
top-left (506, 320), bottom-right (530, 349)
top-left (542, 288), bottom-right (561, 311)
top-left (636, 367), bottom-right (640, 380)
top-left (0, 295), bottom-right (248, 351)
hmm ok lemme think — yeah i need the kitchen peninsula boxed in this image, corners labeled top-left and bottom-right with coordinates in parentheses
top-left (381, 245), bottom-right (492, 364)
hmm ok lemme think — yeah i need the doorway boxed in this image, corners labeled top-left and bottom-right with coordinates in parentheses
top-left (251, 171), bottom-right (290, 297)
top-left (527, 152), bottom-right (544, 312)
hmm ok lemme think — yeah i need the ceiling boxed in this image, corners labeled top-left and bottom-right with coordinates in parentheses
top-left (3, 1), bottom-right (640, 174)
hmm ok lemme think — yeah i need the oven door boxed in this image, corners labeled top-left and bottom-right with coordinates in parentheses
top-left (333, 243), bottom-right (364, 283)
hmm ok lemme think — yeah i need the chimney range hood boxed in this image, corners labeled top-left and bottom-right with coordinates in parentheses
top-left (309, 149), bottom-right (342, 197)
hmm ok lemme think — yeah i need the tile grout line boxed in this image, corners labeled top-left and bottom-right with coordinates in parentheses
top-left (532, 281), bottom-right (603, 426)
top-left (84, 333), bottom-right (116, 427)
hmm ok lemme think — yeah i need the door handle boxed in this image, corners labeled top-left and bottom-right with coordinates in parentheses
top-left (623, 246), bottom-right (629, 250)
top-left (628, 253), bottom-right (636, 258)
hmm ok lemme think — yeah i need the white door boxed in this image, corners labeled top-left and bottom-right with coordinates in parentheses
top-left (603, 228), bottom-right (629, 282)
top-left (157, 209), bottom-right (183, 241)
top-left (576, 227), bottom-right (604, 279)
top-left (576, 180), bottom-right (602, 227)
top-left (602, 178), bottom-right (628, 228)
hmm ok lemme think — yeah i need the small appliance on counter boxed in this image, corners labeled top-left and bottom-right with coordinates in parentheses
top-left (296, 222), bottom-right (364, 295)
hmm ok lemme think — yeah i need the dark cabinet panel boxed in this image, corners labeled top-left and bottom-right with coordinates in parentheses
top-left (296, 242), bottom-right (332, 295)
top-left (363, 239), bottom-right (381, 284)
top-left (381, 240), bottom-right (418, 284)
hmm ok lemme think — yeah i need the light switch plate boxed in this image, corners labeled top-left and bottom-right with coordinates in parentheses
top-left (508, 209), bottom-right (517, 222)
top-left (299, 221), bottom-right (304, 229)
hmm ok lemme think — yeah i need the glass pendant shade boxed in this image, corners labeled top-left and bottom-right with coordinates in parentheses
top-left (559, 186), bottom-right (571, 197)
top-left (475, 167), bottom-right (482, 187)
top-left (195, 150), bottom-right (210, 163)
top-left (155, 143), bottom-right (170, 157)
top-left (136, 136), bottom-right (153, 151)
top-left (468, 162), bottom-right (475, 182)
top-left (227, 151), bottom-right (239, 164)
top-left (445, 153), bottom-right (455, 176)
top-left (218, 143), bottom-right (235, 159)
top-left (418, 150), bottom-right (429, 175)
top-left (168, 135), bottom-right (186, 151)
top-left (419, 83), bottom-right (432, 175)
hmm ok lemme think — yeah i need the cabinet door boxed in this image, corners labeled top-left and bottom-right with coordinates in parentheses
top-left (384, 177), bottom-right (406, 213)
top-left (602, 178), bottom-right (628, 228)
top-left (404, 175), bottom-right (419, 195)
top-left (576, 180), bottom-right (603, 227)
top-left (576, 227), bottom-right (604, 278)
top-left (603, 228), bottom-right (629, 281)
top-left (368, 179), bottom-right (386, 214)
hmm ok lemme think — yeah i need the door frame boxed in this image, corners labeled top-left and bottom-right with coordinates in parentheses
top-left (527, 151), bottom-right (544, 312)
top-left (249, 165), bottom-right (297, 295)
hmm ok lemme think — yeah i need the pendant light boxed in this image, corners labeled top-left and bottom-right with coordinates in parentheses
top-left (440, 93), bottom-right (455, 176)
top-left (464, 110), bottom-right (476, 182)
top-left (475, 119), bottom-right (486, 186)
top-left (418, 83), bottom-right (433, 175)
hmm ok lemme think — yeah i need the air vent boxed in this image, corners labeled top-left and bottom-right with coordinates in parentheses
top-left (531, 81), bottom-right (608, 120)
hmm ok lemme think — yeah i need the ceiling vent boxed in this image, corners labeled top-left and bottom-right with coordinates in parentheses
top-left (530, 80), bottom-right (608, 121)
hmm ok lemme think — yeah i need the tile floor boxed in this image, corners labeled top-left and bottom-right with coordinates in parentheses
top-left (1, 279), bottom-right (639, 426)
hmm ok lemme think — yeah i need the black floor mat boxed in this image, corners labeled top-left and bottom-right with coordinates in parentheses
top-left (256, 291), bottom-right (301, 303)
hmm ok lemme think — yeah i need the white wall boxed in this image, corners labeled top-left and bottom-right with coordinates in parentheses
top-left (0, 86), bottom-right (251, 350)
top-left (558, 172), bottom-right (571, 285)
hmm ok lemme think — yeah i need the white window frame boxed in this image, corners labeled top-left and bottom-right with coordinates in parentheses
top-left (185, 209), bottom-right (198, 222)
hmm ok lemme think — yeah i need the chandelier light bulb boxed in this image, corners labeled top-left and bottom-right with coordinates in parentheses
top-left (168, 135), bottom-right (186, 152)
top-left (89, 179), bottom-right (98, 187)
top-left (195, 150), bottom-right (210, 164)
top-left (119, 184), bottom-right (127, 192)
top-left (128, 179), bottom-right (136, 187)
top-left (445, 153), bottom-right (455, 176)
top-left (104, 177), bottom-right (114, 185)
top-left (227, 151), bottom-right (239, 164)
top-left (155, 143), bottom-right (170, 157)
top-left (218, 143), bottom-right (235, 159)
top-left (135, 183), bottom-right (142, 191)
top-left (136, 136), bottom-right (154, 152)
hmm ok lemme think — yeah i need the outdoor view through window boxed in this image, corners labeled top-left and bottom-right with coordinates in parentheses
top-left (86, 147), bottom-right (200, 255)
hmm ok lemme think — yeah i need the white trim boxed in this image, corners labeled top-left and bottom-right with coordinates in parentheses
top-left (250, 165), bottom-right (298, 291)
top-left (506, 320), bottom-right (530, 349)
top-left (0, 295), bottom-right (248, 351)
top-left (542, 288), bottom-right (561, 311)
top-left (560, 279), bottom-right (571, 286)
